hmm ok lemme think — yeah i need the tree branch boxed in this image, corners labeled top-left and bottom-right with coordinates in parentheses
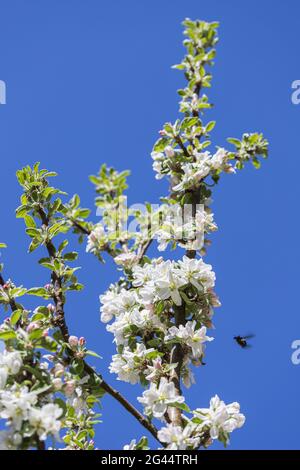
top-left (37, 207), bottom-right (162, 445)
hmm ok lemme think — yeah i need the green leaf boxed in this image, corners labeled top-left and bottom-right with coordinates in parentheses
top-left (58, 240), bottom-right (69, 253)
top-left (28, 238), bottom-right (42, 253)
top-left (0, 330), bottom-right (17, 340)
top-left (29, 328), bottom-right (44, 341)
top-left (205, 120), bottom-right (216, 133)
top-left (181, 117), bottom-right (199, 130)
top-left (16, 205), bottom-right (29, 218)
top-left (24, 215), bottom-right (36, 228)
top-left (26, 227), bottom-right (41, 238)
top-left (68, 283), bottom-right (84, 291)
top-left (227, 137), bottom-right (241, 148)
top-left (153, 137), bottom-right (170, 152)
top-left (38, 337), bottom-right (58, 352)
top-left (71, 359), bottom-right (84, 375)
top-left (63, 252), bottom-right (78, 261)
top-left (10, 309), bottom-right (23, 326)
top-left (85, 350), bottom-right (102, 359)
top-left (171, 402), bottom-right (191, 413)
top-left (252, 157), bottom-right (261, 169)
top-left (27, 287), bottom-right (51, 298)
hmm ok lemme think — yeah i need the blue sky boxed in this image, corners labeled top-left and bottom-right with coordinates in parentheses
top-left (0, 0), bottom-right (300, 450)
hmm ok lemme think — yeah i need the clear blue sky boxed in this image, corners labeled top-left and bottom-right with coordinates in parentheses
top-left (0, 0), bottom-right (299, 450)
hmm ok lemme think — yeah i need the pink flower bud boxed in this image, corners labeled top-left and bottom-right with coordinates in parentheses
top-left (47, 303), bottom-right (55, 312)
top-left (79, 337), bottom-right (86, 346)
top-left (26, 322), bottom-right (39, 333)
top-left (42, 329), bottom-right (49, 337)
top-left (68, 335), bottom-right (79, 348)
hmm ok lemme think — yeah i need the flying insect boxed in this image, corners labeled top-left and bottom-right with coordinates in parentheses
top-left (233, 334), bottom-right (255, 348)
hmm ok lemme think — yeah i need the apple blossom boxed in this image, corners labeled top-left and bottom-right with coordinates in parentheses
top-left (86, 224), bottom-right (106, 254)
top-left (28, 403), bottom-right (63, 441)
top-left (157, 423), bottom-right (200, 450)
top-left (137, 377), bottom-right (185, 419)
top-left (68, 335), bottom-right (79, 349)
top-left (0, 386), bottom-right (38, 431)
top-left (165, 321), bottom-right (213, 359)
top-left (193, 395), bottom-right (246, 443)
top-left (0, 350), bottom-right (22, 377)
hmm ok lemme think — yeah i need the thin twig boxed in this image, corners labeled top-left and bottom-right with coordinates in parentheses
top-left (0, 273), bottom-right (18, 311)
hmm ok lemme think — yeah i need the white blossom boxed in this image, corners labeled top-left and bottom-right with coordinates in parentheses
top-left (109, 344), bottom-right (156, 384)
top-left (86, 224), bottom-right (106, 254)
top-left (138, 377), bottom-right (184, 419)
top-left (0, 430), bottom-right (22, 450)
top-left (114, 252), bottom-right (138, 268)
top-left (176, 255), bottom-right (215, 291)
top-left (193, 395), bottom-right (245, 442)
top-left (28, 403), bottom-right (63, 441)
top-left (210, 148), bottom-right (227, 169)
top-left (155, 268), bottom-right (186, 306)
top-left (100, 287), bottom-right (138, 323)
top-left (157, 423), bottom-right (200, 450)
top-left (0, 350), bottom-right (23, 389)
top-left (0, 386), bottom-right (37, 431)
top-left (166, 321), bottom-right (213, 359)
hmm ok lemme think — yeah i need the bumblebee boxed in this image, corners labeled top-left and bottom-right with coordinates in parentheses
top-left (233, 334), bottom-right (254, 348)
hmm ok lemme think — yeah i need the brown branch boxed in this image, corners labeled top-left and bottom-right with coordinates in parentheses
top-left (36, 207), bottom-right (162, 445)
top-left (84, 361), bottom-right (160, 443)
top-left (70, 219), bottom-right (90, 236)
top-left (101, 381), bottom-right (160, 443)
top-left (137, 238), bottom-right (153, 263)
top-left (175, 135), bottom-right (190, 158)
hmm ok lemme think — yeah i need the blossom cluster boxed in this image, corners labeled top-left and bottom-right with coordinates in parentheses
top-left (152, 147), bottom-right (234, 189)
top-left (155, 203), bottom-right (217, 253)
top-left (157, 395), bottom-right (245, 450)
top-left (0, 303), bottom-right (100, 450)
top-left (0, 349), bottom-right (62, 449)
top-left (123, 393), bottom-right (245, 450)
top-left (100, 255), bottom-right (218, 386)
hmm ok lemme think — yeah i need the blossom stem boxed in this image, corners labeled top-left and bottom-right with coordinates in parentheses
top-left (0, 273), bottom-right (18, 311)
